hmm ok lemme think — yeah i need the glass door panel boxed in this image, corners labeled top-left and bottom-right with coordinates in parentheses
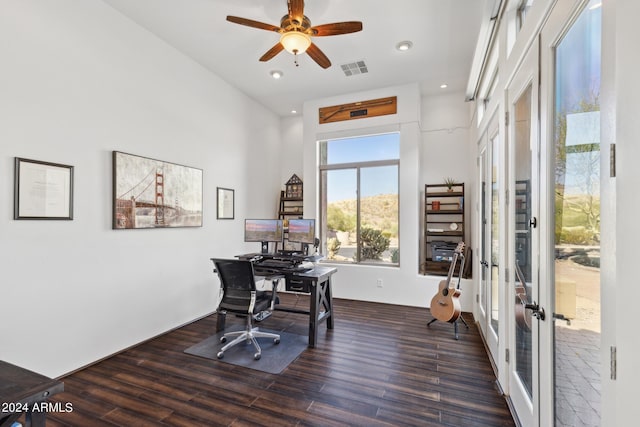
top-left (514, 83), bottom-right (534, 398)
top-left (553, 2), bottom-right (601, 425)
top-left (479, 147), bottom-right (488, 320)
top-left (490, 132), bottom-right (500, 335)
top-left (507, 40), bottom-right (539, 426)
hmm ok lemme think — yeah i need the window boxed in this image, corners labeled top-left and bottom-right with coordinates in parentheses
top-left (517, 0), bottom-right (534, 30)
top-left (319, 133), bottom-right (399, 265)
top-left (476, 42), bottom-right (499, 126)
top-left (507, 0), bottom-right (536, 56)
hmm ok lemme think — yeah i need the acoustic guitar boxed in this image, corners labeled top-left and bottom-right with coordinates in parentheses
top-left (430, 242), bottom-right (465, 323)
top-left (514, 262), bottom-right (532, 330)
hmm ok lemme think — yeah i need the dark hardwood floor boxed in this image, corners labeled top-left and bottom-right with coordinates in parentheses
top-left (42, 294), bottom-right (515, 426)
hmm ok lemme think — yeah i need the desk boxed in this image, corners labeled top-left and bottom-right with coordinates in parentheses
top-left (0, 360), bottom-right (64, 427)
top-left (216, 262), bottom-right (337, 348)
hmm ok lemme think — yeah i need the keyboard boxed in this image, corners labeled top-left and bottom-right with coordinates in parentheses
top-left (254, 259), bottom-right (313, 274)
top-left (258, 259), bottom-right (295, 269)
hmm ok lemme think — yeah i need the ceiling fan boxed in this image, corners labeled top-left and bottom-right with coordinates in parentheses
top-left (226, 0), bottom-right (363, 69)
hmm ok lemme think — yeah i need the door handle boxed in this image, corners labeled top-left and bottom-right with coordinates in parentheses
top-left (529, 217), bottom-right (537, 228)
top-left (480, 260), bottom-right (489, 268)
top-left (553, 312), bottom-right (571, 325)
top-left (524, 302), bottom-right (546, 321)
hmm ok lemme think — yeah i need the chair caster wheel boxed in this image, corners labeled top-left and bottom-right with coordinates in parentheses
top-left (254, 353), bottom-right (261, 360)
top-left (217, 351), bottom-right (224, 359)
top-left (274, 338), bottom-right (280, 345)
top-left (220, 336), bottom-right (227, 343)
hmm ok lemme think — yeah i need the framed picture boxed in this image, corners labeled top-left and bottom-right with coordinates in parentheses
top-left (14, 157), bottom-right (74, 220)
top-left (113, 151), bottom-right (202, 229)
top-left (217, 187), bottom-right (234, 220)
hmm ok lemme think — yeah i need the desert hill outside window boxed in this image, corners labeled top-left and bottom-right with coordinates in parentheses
top-left (319, 133), bottom-right (399, 266)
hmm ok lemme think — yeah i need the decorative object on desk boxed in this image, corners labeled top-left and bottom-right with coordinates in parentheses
top-left (449, 222), bottom-right (458, 231)
top-left (14, 157), bottom-right (74, 220)
top-left (444, 177), bottom-right (457, 192)
top-left (112, 151), bottom-right (202, 229)
top-left (216, 187), bottom-right (234, 219)
top-left (428, 242), bottom-right (469, 339)
top-left (184, 329), bottom-right (308, 374)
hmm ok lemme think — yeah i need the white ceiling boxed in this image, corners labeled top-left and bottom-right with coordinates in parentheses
top-left (103, 0), bottom-right (486, 117)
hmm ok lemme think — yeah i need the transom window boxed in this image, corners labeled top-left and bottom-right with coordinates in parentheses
top-left (319, 133), bottom-right (399, 265)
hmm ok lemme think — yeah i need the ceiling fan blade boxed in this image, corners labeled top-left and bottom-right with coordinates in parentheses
top-left (226, 16), bottom-right (281, 33)
top-left (311, 21), bottom-right (363, 36)
top-left (259, 43), bottom-right (285, 62)
top-left (306, 43), bottom-right (331, 69)
top-left (288, 0), bottom-right (305, 24)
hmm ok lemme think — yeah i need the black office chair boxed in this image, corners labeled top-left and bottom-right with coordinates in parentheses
top-left (211, 258), bottom-right (280, 360)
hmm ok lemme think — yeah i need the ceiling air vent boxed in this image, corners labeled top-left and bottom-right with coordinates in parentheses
top-left (341, 61), bottom-right (368, 77)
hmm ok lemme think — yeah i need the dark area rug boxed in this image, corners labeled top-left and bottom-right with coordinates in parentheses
top-left (184, 329), bottom-right (307, 374)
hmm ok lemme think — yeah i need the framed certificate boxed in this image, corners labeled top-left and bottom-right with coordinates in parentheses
top-left (217, 187), bottom-right (234, 220)
top-left (14, 157), bottom-right (74, 220)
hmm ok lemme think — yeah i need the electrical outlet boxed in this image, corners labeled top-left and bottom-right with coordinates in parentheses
top-left (376, 279), bottom-right (383, 288)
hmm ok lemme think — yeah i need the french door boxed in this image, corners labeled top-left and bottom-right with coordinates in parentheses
top-left (504, 1), bottom-right (602, 426)
top-left (477, 112), bottom-right (500, 362)
top-left (540, 1), bottom-right (603, 425)
top-left (507, 39), bottom-right (541, 427)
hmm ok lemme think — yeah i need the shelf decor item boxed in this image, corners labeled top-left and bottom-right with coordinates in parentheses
top-left (444, 177), bottom-right (457, 192)
top-left (285, 174), bottom-right (303, 199)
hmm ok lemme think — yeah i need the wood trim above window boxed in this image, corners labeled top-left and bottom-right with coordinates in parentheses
top-left (318, 96), bottom-right (397, 124)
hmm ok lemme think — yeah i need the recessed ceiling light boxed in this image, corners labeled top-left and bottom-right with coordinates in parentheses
top-left (440, 83), bottom-right (448, 89)
top-left (270, 70), bottom-right (283, 79)
top-left (396, 41), bottom-right (413, 51)
top-left (291, 109), bottom-right (297, 114)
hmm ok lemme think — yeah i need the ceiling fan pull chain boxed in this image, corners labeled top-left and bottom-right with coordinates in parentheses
top-left (294, 50), bottom-right (300, 67)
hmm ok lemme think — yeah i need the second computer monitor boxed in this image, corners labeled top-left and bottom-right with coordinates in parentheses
top-left (287, 219), bottom-right (316, 245)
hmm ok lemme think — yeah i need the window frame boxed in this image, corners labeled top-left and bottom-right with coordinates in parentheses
top-left (318, 136), bottom-right (400, 266)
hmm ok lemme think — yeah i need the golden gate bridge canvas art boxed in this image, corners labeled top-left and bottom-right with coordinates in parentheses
top-left (112, 151), bottom-right (203, 229)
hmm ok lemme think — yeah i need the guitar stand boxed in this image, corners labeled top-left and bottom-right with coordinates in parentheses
top-left (427, 315), bottom-right (469, 340)
top-left (427, 246), bottom-right (469, 340)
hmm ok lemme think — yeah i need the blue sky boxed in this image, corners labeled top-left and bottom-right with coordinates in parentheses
top-left (325, 133), bottom-right (399, 202)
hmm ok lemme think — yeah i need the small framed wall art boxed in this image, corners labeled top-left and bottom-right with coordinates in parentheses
top-left (217, 187), bottom-right (234, 220)
top-left (14, 157), bottom-right (74, 220)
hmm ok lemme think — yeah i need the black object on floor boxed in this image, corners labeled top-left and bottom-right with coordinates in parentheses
top-left (184, 329), bottom-right (307, 374)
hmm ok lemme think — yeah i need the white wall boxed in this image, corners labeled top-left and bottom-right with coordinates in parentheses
top-left (420, 92), bottom-right (476, 266)
top-left (0, 0), bottom-right (282, 377)
top-left (299, 85), bottom-right (473, 309)
top-left (279, 115), bottom-right (304, 187)
top-left (610, 0), bottom-right (640, 422)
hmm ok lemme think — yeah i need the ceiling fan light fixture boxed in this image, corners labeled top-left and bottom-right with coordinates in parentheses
top-left (280, 31), bottom-right (311, 55)
top-left (396, 41), bottom-right (413, 51)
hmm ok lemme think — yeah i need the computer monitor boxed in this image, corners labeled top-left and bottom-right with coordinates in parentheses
top-left (244, 219), bottom-right (283, 253)
top-left (287, 219), bottom-right (316, 245)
